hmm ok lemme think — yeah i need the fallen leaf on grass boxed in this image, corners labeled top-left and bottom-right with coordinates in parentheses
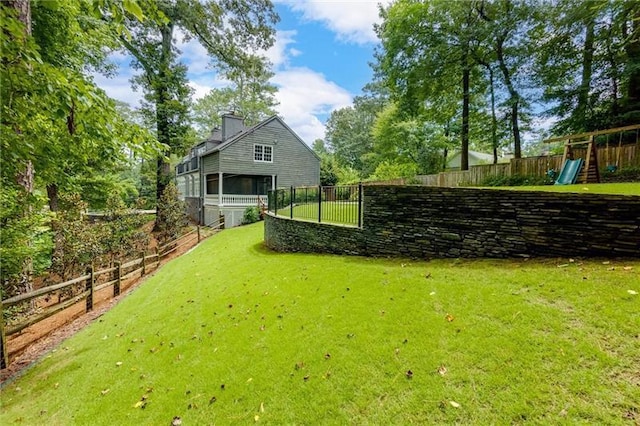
top-left (628, 290), bottom-right (638, 295)
top-left (602, 261), bottom-right (610, 265)
top-left (437, 365), bottom-right (447, 376)
top-left (429, 291), bottom-right (436, 296)
top-left (209, 396), bottom-right (217, 404)
top-left (449, 401), bottom-right (460, 408)
top-left (134, 400), bottom-right (147, 409)
top-left (171, 416), bottom-right (182, 426)
top-left (445, 314), bottom-right (454, 322)
top-left (101, 389), bottom-right (110, 396)
top-left (425, 272), bottom-right (432, 279)
top-left (254, 415), bottom-right (260, 422)
top-left (115, 362), bottom-right (123, 367)
top-left (557, 264), bottom-right (569, 268)
top-left (260, 402), bottom-right (265, 413)
top-left (623, 266), bottom-right (633, 271)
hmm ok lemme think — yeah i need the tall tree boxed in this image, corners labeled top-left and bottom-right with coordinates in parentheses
top-left (324, 84), bottom-right (387, 178)
top-left (1, 0), bottom-right (157, 301)
top-left (375, 0), bottom-right (484, 170)
top-left (532, 0), bottom-right (638, 132)
top-left (475, 0), bottom-right (532, 159)
top-left (192, 63), bottom-right (278, 139)
top-left (119, 0), bottom-right (278, 210)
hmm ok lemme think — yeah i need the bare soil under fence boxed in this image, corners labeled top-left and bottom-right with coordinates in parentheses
top-left (1, 229), bottom-right (205, 384)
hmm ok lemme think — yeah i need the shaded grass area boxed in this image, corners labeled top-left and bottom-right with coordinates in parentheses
top-left (496, 182), bottom-right (640, 195)
top-left (277, 201), bottom-right (360, 226)
top-left (1, 223), bottom-right (639, 424)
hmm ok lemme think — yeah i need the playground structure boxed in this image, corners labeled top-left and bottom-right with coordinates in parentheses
top-left (544, 124), bottom-right (640, 185)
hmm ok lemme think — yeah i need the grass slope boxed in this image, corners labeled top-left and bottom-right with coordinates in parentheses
top-left (1, 223), bottom-right (639, 424)
top-left (498, 182), bottom-right (640, 195)
top-left (278, 202), bottom-right (359, 226)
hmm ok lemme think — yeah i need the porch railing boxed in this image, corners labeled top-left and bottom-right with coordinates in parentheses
top-left (268, 184), bottom-right (363, 227)
top-left (204, 194), bottom-right (268, 206)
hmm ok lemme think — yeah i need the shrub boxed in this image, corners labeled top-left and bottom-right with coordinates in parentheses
top-left (50, 193), bottom-right (104, 281)
top-left (241, 206), bottom-right (260, 225)
top-left (155, 182), bottom-right (189, 245)
top-left (481, 174), bottom-right (551, 187)
top-left (101, 194), bottom-right (150, 264)
top-left (601, 166), bottom-right (640, 183)
top-left (0, 185), bottom-right (52, 299)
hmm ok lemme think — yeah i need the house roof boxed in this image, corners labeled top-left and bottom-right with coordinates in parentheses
top-left (448, 150), bottom-right (494, 161)
top-left (198, 115), bottom-right (320, 160)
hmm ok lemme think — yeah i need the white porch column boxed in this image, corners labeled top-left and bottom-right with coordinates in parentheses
top-left (218, 172), bottom-right (224, 206)
top-left (271, 174), bottom-right (276, 190)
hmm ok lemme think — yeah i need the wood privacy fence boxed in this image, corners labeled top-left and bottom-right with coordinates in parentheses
top-left (409, 144), bottom-right (638, 187)
top-left (0, 221), bottom-right (224, 370)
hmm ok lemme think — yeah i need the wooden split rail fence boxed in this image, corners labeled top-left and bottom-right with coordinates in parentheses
top-left (1, 220), bottom-right (224, 370)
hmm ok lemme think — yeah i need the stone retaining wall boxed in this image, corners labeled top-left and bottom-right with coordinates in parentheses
top-left (264, 186), bottom-right (640, 258)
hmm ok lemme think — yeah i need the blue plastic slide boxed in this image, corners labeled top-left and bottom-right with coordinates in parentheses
top-left (554, 158), bottom-right (584, 185)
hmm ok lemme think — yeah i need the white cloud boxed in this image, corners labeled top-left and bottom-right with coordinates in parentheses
top-left (175, 29), bottom-right (212, 76)
top-left (271, 67), bottom-right (352, 143)
top-left (188, 81), bottom-right (213, 100)
top-left (93, 69), bottom-right (144, 108)
top-left (95, 24), bottom-right (357, 145)
top-left (265, 30), bottom-right (299, 67)
top-left (277, 0), bottom-right (391, 44)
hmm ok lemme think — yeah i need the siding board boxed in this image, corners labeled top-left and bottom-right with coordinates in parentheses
top-left (219, 119), bottom-right (319, 187)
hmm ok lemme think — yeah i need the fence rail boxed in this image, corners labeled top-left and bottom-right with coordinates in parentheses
top-left (395, 144), bottom-right (639, 188)
top-left (268, 184), bottom-right (363, 227)
top-left (0, 222), bottom-right (223, 370)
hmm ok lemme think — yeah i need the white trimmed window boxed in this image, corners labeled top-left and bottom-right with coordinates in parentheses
top-left (254, 144), bottom-right (273, 163)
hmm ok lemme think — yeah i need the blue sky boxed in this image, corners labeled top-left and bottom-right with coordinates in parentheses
top-left (95, 0), bottom-right (391, 144)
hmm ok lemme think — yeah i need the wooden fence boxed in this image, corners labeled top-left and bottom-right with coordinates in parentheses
top-left (0, 220), bottom-right (224, 370)
top-left (410, 144), bottom-right (639, 187)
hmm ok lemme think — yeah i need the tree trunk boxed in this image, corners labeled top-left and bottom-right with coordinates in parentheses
top-left (155, 23), bottom-right (174, 213)
top-left (9, 0), bottom-right (34, 298)
top-left (623, 4), bottom-right (640, 122)
top-left (576, 15), bottom-right (595, 131)
top-left (6, 0), bottom-right (31, 35)
top-left (461, 45), bottom-right (470, 171)
top-left (487, 65), bottom-right (498, 164)
top-left (496, 35), bottom-right (521, 159)
top-left (46, 183), bottom-right (59, 212)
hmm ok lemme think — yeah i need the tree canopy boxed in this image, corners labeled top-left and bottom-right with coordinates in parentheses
top-left (358, 0), bottom-right (640, 177)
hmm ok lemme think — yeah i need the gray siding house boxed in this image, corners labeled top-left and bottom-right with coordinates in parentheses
top-left (176, 113), bottom-right (320, 227)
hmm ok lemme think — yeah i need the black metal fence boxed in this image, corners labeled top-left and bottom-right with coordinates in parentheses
top-left (268, 184), bottom-right (363, 227)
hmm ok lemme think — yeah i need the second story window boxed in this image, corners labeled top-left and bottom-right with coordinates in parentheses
top-left (254, 144), bottom-right (273, 163)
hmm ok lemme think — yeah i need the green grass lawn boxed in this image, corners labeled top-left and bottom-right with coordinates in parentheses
top-left (2, 223), bottom-right (639, 424)
top-left (495, 182), bottom-right (640, 195)
top-left (277, 201), bottom-right (360, 226)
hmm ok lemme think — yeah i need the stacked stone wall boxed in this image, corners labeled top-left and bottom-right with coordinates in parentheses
top-left (264, 186), bottom-right (640, 259)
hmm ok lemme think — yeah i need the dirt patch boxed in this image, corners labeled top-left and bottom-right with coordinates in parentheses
top-left (1, 228), bottom-right (215, 385)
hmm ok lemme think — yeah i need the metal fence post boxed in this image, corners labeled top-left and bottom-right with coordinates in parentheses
top-left (197, 225), bottom-right (201, 243)
top-left (318, 185), bottom-right (322, 223)
top-left (274, 189), bottom-right (277, 215)
top-left (358, 182), bottom-right (363, 228)
top-left (86, 265), bottom-right (94, 312)
top-left (290, 186), bottom-right (294, 219)
top-left (114, 261), bottom-right (121, 297)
